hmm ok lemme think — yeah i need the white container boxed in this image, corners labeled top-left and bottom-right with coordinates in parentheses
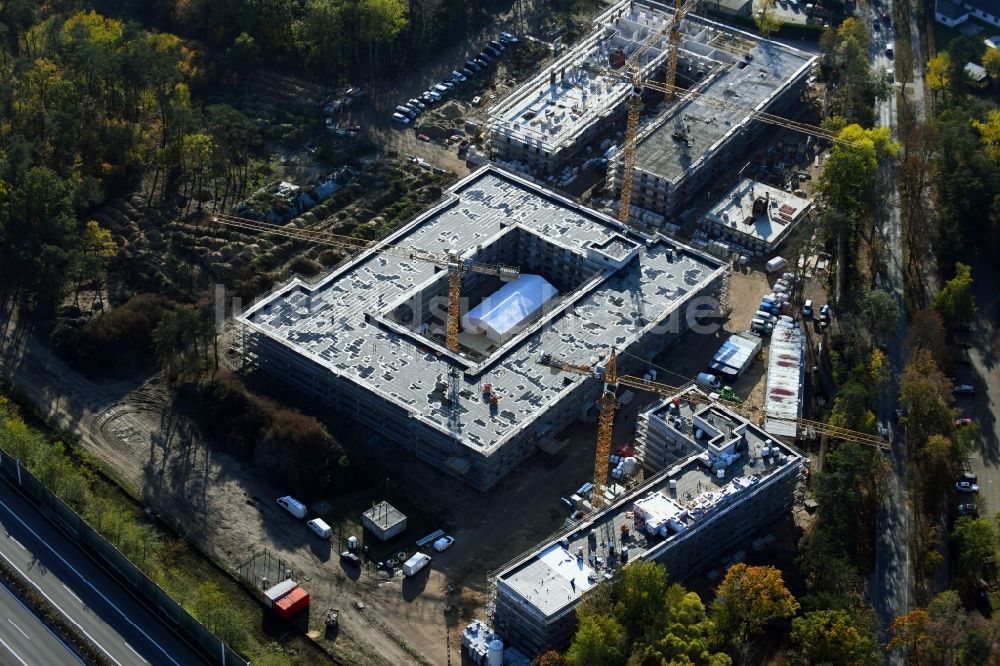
top-left (347, 535), bottom-right (358, 551)
top-left (276, 496), bottom-right (308, 519)
top-left (402, 552), bottom-right (431, 576)
top-left (488, 639), bottom-right (504, 666)
top-left (717, 468), bottom-right (725, 479)
top-left (307, 518), bottom-right (332, 539)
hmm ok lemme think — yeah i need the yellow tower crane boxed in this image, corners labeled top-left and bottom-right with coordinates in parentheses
top-left (617, 0), bottom-right (697, 225)
top-left (539, 348), bottom-right (888, 508)
top-left (209, 213), bottom-right (520, 353)
top-left (611, 0), bottom-right (862, 224)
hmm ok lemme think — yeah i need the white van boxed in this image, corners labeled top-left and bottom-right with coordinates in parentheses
top-left (696, 372), bottom-right (721, 390)
top-left (276, 496), bottom-right (308, 519)
top-left (307, 518), bottom-right (332, 539)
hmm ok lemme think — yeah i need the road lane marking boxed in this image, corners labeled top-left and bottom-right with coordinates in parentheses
top-left (0, 549), bottom-right (122, 666)
top-left (0, 498), bottom-right (182, 666)
top-left (6, 536), bottom-right (24, 551)
top-left (124, 641), bottom-right (148, 662)
top-left (7, 619), bottom-right (28, 640)
top-left (0, 636), bottom-right (29, 666)
top-left (61, 585), bottom-right (83, 605)
top-left (0, 581), bottom-right (84, 665)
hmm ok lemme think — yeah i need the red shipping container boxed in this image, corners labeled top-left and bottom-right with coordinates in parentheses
top-left (274, 586), bottom-right (310, 619)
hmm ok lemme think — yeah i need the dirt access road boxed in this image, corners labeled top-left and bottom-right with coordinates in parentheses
top-left (0, 316), bottom-right (599, 664)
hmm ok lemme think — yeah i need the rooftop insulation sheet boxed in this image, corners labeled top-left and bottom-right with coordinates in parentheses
top-left (462, 274), bottom-right (558, 342)
top-left (764, 322), bottom-right (804, 436)
top-left (238, 166), bottom-right (726, 458)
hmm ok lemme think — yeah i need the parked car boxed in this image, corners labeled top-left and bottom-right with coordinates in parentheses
top-left (801, 299), bottom-right (813, 318)
top-left (819, 303), bottom-right (831, 320)
top-left (477, 53), bottom-right (493, 65)
top-left (450, 70), bottom-right (467, 83)
top-left (956, 480), bottom-right (980, 493)
top-left (461, 67), bottom-right (476, 78)
top-left (433, 535), bottom-right (455, 552)
top-left (958, 503), bottom-right (978, 517)
top-left (953, 384), bottom-right (975, 395)
top-left (433, 83), bottom-right (452, 95)
top-left (440, 80), bottom-right (456, 90)
top-left (500, 31), bottom-right (519, 44)
top-left (885, 46), bottom-right (893, 58)
top-left (955, 418), bottom-right (974, 428)
top-left (404, 102), bottom-right (423, 116)
top-left (489, 40), bottom-right (506, 52)
top-left (484, 45), bottom-right (501, 58)
top-left (420, 92), bottom-right (437, 105)
top-left (417, 133), bottom-right (431, 142)
top-left (959, 471), bottom-right (978, 484)
top-left (408, 98), bottom-right (426, 110)
top-left (391, 112), bottom-right (411, 124)
top-left (395, 105), bottom-right (417, 119)
top-left (425, 89), bottom-right (442, 101)
top-left (458, 139), bottom-right (470, 154)
top-left (465, 59), bottom-right (482, 72)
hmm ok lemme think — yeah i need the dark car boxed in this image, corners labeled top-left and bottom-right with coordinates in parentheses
top-left (484, 45), bottom-right (501, 58)
top-left (461, 67), bottom-right (476, 78)
top-left (478, 52), bottom-right (493, 64)
top-left (489, 40), bottom-right (506, 52)
top-left (958, 503), bottom-right (979, 517)
top-left (953, 384), bottom-right (975, 395)
top-left (465, 60), bottom-right (482, 72)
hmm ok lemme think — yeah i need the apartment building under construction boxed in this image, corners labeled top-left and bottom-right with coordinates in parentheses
top-left (236, 166), bottom-right (726, 491)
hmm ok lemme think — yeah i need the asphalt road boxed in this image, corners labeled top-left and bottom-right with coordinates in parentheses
top-left (0, 479), bottom-right (208, 666)
top-left (0, 579), bottom-right (82, 666)
top-left (869, 1), bottom-right (914, 661)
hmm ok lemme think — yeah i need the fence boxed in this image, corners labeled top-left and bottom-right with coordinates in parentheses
top-left (0, 450), bottom-right (249, 666)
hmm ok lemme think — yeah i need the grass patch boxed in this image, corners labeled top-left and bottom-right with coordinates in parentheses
top-left (0, 390), bottom-right (334, 665)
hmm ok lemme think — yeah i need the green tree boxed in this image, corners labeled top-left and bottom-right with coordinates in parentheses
top-left (712, 564), bottom-right (798, 661)
top-left (899, 349), bottom-right (955, 447)
top-left (790, 610), bottom-right (880, 666)
top-left (972, 109), bottom-right (1000, 163)
top-left (951, 517), bottom-right (997, 582)
top-left (983, 49), bottom-right (1000, 81)
top-left (858, 288), bottom-right (899, 343)
top-left (753, 0), bottom-right (781, 38)
top-left (566, 614), bottom-right (625, 666)
top-left (191, 581), bottom-right (249, 648)
top-left (932, 262), bottom-right (976, 327)
top-left (628, 587), bottom-right (731, 666)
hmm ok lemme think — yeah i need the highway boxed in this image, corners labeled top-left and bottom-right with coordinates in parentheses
top-left (0, 478), bottom-right (208, 666)
top-left (0, 579), bottom-right (82, 666)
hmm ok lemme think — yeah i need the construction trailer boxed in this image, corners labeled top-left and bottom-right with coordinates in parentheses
top-left (263, 579), bottom-right (310, 619)
top-left (236, 166), bottom-right (726, 492)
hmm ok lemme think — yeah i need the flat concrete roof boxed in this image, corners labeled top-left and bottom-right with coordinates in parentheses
top-left (632, 24), bottom-right (814, 184)
top-left (497, 389), bottom-right (801, 619)
top-left (363, 501), bottom-right (406, 529)
top-left (704, 178), bottom-right (812, 246)
top-left (489, 0), bottom-right (674, 153)
top-left (239, 166), bottom-right (725, 459)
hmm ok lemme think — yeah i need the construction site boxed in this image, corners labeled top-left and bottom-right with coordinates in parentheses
top-left (486, 388), bottom-right (806, 656)
top-left (487, 0), bottom-right (816, 221)
top-left (236, 165), bottom-right (727, 491)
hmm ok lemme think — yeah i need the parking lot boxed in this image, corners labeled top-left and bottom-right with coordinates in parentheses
top-left (951, 256), bottom-right (1000, 518)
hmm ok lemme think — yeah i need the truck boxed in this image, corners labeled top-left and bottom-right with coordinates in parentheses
top-left (402, 552), bottom-right (431, 576)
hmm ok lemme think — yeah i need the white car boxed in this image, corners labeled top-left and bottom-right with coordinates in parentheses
top-left (500, 31), bottom-right (519, 44)
top-left (450, 70), bottom-right (467, 83)
top-left (433, 536), bottom-right (455, 552)
top-left (391, 112), bottom-right (411, 125)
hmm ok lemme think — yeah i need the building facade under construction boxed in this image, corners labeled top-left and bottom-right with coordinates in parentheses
top-left (605, 15), bottom-right (815, 220)
top-left (492, 390), bottom-right (804, 656)
top-left (237, 166), bottom-right (726, 491)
